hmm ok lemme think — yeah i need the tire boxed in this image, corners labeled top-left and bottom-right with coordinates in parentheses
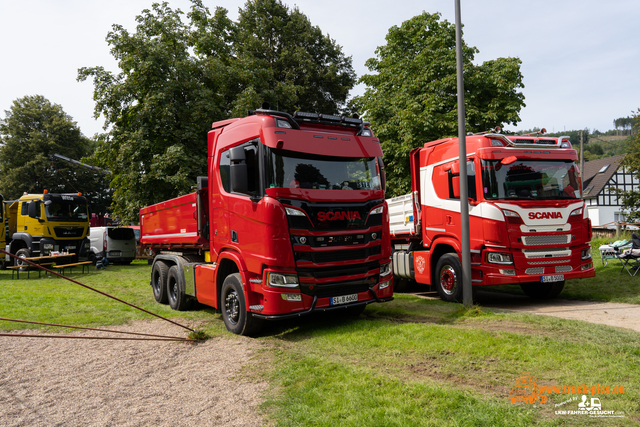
top-left (520, 281), bottom-right (565, 299)
top-left (434, 253), bottom-right (463, 302)
top-left (167, 265), bottom-right (190, 311)
top-left (221, 273), bottom-right (262, 336)
top-left (151, 261), bottom-right (169, 304)
top-left (88, 252), bottom-right (97, 265)
top-left (393, 277), bottom-right (408, 293)
top-left (15, 248), bottom-right (31, 271)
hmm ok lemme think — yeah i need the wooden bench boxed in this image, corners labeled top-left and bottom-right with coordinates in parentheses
top-left (7, 263), bottom-right (56, 279)
top-left (52, 261), bottom-right (93, 275)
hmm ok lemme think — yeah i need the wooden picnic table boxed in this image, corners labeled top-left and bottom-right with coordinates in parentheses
top-left (25, 253), bottom-right (74, 263)
top-left (8, 253), bottom-right (76, 279)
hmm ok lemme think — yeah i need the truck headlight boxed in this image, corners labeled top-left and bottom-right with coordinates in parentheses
top-left (487, 252), bottom-right (513, 265)
top-left (379, 261), bottom-right (392, 277)
top-left (43, 243), bottom-right (54, 250)
top-left (266, 272), bottom-right (299, 288)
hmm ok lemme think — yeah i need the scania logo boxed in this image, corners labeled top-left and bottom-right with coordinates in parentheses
top-left (317, 211), bottom-right (362, 221)
top-left (528, 212), bottom-right (563, 220)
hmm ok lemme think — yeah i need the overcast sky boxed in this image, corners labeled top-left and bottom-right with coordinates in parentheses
top-left (1, 0), bottom-right (638, 138)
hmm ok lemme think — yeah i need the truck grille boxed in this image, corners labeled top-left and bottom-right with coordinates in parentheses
top-left (522, 235), bottom-right (571, 246)
top-left (298, 261), bottom-right (380, 280)
top-left (295, 246), bottom-right (381, 263)
top-left (53, 227), bottom-right (85, 238)
top-left (523, 248), bottom-right (571, 258)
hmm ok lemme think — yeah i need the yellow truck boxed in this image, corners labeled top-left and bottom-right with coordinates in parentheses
top-left (4, 192), bottom-right (90, 267)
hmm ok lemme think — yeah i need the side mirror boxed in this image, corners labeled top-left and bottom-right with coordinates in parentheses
top-left (28, 201), bottom-right (39, 219)
top-left (377, 158), bottom-right (386, 192)
top-left (230, 146), bottom-right (248, 194)
top-left (451, 176), bottom-right (461, 199)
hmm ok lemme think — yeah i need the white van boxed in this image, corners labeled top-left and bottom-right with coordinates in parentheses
top-left (89, 226), bottom-right (136, 265)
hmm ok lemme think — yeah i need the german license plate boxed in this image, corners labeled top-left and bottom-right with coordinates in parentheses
top-left (109, 251), bottom-right (122, 257)
top-left (331, 293), bottom-right (358, 306)
top-left (541, 274), bottom-right (564, 283)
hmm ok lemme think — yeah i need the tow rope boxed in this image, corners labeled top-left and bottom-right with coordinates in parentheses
top-left (0, 249), bottom-right (198, 341)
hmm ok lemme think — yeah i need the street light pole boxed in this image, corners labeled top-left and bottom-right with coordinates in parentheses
top-left (455, 0), bottom-right (473, 307)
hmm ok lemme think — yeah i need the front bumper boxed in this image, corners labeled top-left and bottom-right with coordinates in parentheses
top-left (250, 282), bottom-right (394, 320)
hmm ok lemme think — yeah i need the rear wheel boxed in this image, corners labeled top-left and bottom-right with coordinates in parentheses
top-left (221, 273), bottom-right (262, 336)
top-left (435, 253), bottom-right (463, 302)
top-left (151, 261), bottom-right (169, 304)
top-left (520, 281), bottom-right (565, 299)
top-left (167, 265), bottom-right (190, 311)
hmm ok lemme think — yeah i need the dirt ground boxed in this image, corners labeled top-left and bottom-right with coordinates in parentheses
top-left (2, 291), bottom-right (639, 427)
top-left (0, 320), bottom-right (267, 427)
top-left (414, 289), bottom-right (640, 333)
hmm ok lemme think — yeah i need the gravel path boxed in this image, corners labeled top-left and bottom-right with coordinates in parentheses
top-left (0, 320), bottom-right (268, 427)
top-left (413, 290), bottom-right (640, 333)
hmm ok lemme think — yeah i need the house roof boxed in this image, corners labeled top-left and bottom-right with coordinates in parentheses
top-left (581, 154), bottom-right (624, 198)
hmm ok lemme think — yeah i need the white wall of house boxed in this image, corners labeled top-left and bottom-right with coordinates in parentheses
top-left (587, 205), bottom-right (623, 227)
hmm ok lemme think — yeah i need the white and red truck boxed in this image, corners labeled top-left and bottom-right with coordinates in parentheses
top-left (140, 107), bottom-right (393, 335)
top-left (388, 130), bottom-right (595, 301)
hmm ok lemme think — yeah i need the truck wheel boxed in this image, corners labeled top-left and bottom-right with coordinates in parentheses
top-left (88, 252), bottom-right (97, 265)
top-left (520, 281), bottom-right (565, 299)
top-left (151, 261), bottom-right (169, 304)
top-left (15, 248), bottom-right (31, 271)
top-left (167, 265), bottom-right (190, 311)
top-left (221, 273), bottom-right (262, 336)
top-left (435, 253), bottom-right (463, 303)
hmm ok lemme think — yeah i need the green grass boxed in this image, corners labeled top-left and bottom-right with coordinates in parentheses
top-left (0, 260), bottom-right (227, 337)
top-left (1, 259), bottom-right (639, 425)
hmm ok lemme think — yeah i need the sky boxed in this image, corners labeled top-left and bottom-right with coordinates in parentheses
top-left (1, 0), bottom-right (639, 138)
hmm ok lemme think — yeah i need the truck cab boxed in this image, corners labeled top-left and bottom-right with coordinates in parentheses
top-left (390, 131), bottom-right (595, 301)
top-left (141, 108), bottom-right (393, 335)
top-left (5, 192), bottom-right (90, 266)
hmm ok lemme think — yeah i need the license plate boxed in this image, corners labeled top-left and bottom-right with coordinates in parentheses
top-left (541, 274), bottom-right (564, 283)
top-left (331, 293), bottom-right (358, 306)
top-left (109, 251), bottom-right (122, 257)
top-left (67, 246), bottom-right (76, 250)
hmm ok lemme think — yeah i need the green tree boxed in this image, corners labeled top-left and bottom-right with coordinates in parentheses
top-left (614, 109), bottom-right (640, 222)
top-left (0, 95), bottom-right (102, 203)
top-left (354, 12), bottom-right (525, 197)
top-left (78, 0), bottom-right (356, 222)
top-left (233, 0), bottom-right (356, 115)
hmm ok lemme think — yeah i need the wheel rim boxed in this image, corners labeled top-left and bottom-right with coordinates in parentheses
top-left (439, 264), bottom-right (458, 296)
top-left (169, 279), bottom-right (178, 303)
top-left (152, 274), bottom-right (161, 295)
top-left (225, 290), bottom-right (240, 325)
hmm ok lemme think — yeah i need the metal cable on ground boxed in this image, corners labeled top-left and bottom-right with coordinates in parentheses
top-left (0, 317), bottom-right (192, 341)
top-left (0, 333), bottom-right (191, 341)
top-left (0, 249), bottom-right (195, 333)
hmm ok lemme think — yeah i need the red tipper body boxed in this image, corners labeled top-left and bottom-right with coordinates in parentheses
top-left (388, 133), bottom-right (595, 299)
top-left (140, 110), bottom-right (392, 330)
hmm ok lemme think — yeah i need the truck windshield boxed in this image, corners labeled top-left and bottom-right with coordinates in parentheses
top-left (481, 159), bottom-right (581, 200)
top-left (265, 148), bottom-right (381, 191)
top-left (45, 200), bottom-right (88, 221)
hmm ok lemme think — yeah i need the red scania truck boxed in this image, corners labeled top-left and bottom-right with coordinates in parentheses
top-left (388, 130), bottom-right (595, 301)
top-left (140, 107), bottom-right (393, 335)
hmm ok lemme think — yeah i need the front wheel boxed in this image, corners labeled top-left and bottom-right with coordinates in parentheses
top-left (221, 273), bottom-right (262, 336)
top-left (435, 253), bottom-right (463, 302)
top-left (520, 281), bottom-right (565, 299)
top-left (15, 248), bottom-right (31, 271)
